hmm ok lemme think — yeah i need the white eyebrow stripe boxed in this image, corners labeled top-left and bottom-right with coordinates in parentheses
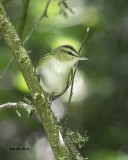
top-left (61, 45), bottom-right (78, 54)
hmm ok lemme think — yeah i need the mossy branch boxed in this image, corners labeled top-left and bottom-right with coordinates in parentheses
top-left (0, 2), bottom-right (71, 159)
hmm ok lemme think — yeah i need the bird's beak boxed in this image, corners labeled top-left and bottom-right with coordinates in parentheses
top-left (78, 56), bottom-right (89, 61)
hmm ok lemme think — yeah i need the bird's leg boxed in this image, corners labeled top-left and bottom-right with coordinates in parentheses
top-left (23, 96), bottom-right (37, 117)
top-left (45, 93), bottom-right (53, 107)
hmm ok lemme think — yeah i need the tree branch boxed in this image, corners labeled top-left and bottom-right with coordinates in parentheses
top-left (0, 101), bottom-right (29, 111)
top-left (63, 135), bottom-right (86, 160)
top-left (0, 101), bottom-right (36, 116)
top-left (0, 2), bottom-right (71, 159)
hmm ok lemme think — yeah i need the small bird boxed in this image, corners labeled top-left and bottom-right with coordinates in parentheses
top-left (36, 45), bottom-right (88, 101)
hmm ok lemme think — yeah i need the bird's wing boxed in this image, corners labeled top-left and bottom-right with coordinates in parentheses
top-left (66, 68), bottom-right (74, 90)
top-left (52, 68), bottom-right (74, 100)
top-left (38, 53), bottom-right (50, 66)
top-left (36, 53), bottom-right (50, 80)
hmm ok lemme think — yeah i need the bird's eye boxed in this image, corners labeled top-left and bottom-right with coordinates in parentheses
top-left (67, 51), bottom-right (74, 56)
top-left (61, 49), bottom-right (77, 58)
top-left (66, 51), bottom-right (78, 58)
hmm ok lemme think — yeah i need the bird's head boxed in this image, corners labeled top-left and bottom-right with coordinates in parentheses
top-left (51, 45), bottom-right (88, 63)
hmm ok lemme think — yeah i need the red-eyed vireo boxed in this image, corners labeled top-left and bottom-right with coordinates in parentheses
top-left (36, 45), bottom-right (88, 101)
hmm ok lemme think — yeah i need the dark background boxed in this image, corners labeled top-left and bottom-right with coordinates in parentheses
top-left (0, 0), bottom-right (128, 159)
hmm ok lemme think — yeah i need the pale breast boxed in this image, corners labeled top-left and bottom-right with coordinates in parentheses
top-left (37, 58), bottom-right (71, 96)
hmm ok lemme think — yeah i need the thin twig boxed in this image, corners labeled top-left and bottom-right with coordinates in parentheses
top-left (78, 27), bottom-right (89, 54)
top-left (0, 0), bottom-right (51, 80)
top-left (0, 102), bottom-right (29, 111)
top-left (23, 0), bottom-right (51, 44)
top-left (58, 0), bottom-right (74, 17)
top-left (64, 28), bottom-right (90, 159)
top-left (67, 27), bottom-right (90, 116)
top-left (0, 101), bottom-right (35, 115)
top-left (67, 68), bottom-right (77, 112)
top-left (0, 0), bottom-right (30, 80)
top-left (18, 0), bottom-right (30, 38)
top-left (0, 57), bottom-right (13, 80)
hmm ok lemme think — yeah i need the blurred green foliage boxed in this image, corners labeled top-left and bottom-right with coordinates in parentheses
top-left (0, 0), bottom-right (128, 159)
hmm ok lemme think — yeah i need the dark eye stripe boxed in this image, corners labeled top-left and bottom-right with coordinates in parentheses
top-left (61, 49), bottom-right (78, 57)
top-left (61, 45), bottom-right (78, 54)
top-left (66, 51), bottom-right (78, 57)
